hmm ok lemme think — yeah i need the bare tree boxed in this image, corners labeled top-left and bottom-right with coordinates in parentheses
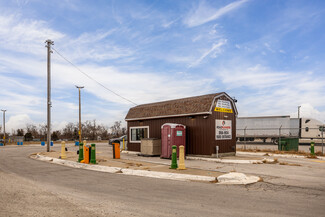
top-left (26, 124), bottom-right (39, 139)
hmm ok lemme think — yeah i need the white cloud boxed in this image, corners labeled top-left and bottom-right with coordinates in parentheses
top-left (189, 39), bottom-right (227, 67)
top-left (218, 64), bottom-right (289, 89)
top-left (184, 0), bottom-right (249, 27)
top-left (5, 114), bottom-right (33, 132)
top-left (0, 14), bottom-right (65, 56)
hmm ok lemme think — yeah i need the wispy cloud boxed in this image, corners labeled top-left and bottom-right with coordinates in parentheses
top-left (189, 39), bottom-right (227, 67)
top-left (184, 0), bottom-right (249, 27)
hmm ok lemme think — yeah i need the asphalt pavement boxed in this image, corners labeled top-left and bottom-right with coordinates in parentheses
top-left (0, 143), bottom-right (324, 216)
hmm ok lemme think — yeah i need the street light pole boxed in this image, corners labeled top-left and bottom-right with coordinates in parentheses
top-left (76, 86), bottom-right (84, 144)
top-left (1, 109), bottom-right (6, 146)
top-left (45, 39), bottom-right (54, 152)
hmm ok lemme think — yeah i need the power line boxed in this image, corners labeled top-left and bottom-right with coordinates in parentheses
top-left (51, 47), bottom-right (137, 106)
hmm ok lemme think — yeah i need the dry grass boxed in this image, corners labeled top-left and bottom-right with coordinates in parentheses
top-left (306, 154), bottom-right (318, 159)
top-left (279, 162), bottom-right (301, 166)
top-left (238, 148), bottom-right (324, 156)
top-left (209, 178), bottom-right (219, 183)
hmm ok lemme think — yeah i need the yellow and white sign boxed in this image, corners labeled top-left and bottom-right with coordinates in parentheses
top-left (214, 100), bottom-right (233, 113)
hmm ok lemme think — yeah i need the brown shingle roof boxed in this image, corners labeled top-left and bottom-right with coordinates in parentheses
top-left (125, 92), bottom-right (229, 120)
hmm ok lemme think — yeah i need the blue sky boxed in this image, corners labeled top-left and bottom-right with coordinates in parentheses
top-left (0, 0), bottom-right (324, 132)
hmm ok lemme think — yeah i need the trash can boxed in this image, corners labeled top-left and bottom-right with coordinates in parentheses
top-left (112, 140), bottom-right (120, 159)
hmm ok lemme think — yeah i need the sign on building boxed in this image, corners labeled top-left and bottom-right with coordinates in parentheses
top-left (214, 100), bottom-right (233, 113)
top-left (216, 120), bottom-right (232, 140)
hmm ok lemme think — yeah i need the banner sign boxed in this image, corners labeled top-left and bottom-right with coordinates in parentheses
top-left (214, 100), bottom-right (233, 113)
top-left (216, 120), bottom-right (232, 140)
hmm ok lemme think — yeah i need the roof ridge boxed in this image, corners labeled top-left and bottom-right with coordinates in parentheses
top-left (134, 92), bottom-right (222, 108)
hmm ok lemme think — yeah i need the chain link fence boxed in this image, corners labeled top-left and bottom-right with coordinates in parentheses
top-left (236, 127), bottom-right (324, 154)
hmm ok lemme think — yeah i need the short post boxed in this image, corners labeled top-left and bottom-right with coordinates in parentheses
top-left (178, 145), bottom-right (186, 170)
top-left (90, 144), bottom-right (97, 164)
top-left (244, 127), bottom-right (247, 150)
top-left (78, 142), bottom-right (84, 162)
top-left (122, 138), bottom-right (125, 151)
top-left (310, 140), bottom-right (315, 155)
top-left (322, 127), bottom-right (324, 155)
top-left (81, 145), bottom-right (90, 164)
top-left (60, 141), bottom-right (67, 159)
top-left (216, 145), bottom-right (219, 158)
top-left (170, 145), bottom-right (178, 169)
top-left (279, 125), bottom-right (282, 149)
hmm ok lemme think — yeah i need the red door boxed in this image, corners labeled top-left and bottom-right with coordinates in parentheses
top-left (161, 125), bottom-right (171, 158)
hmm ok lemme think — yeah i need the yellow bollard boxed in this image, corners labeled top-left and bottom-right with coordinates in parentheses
top-left (178, 145), bottom-right (186, 170)
top-left (123, 138), bottom-right (125, 151)
top-left (60, 141), bottom-right (67, 159)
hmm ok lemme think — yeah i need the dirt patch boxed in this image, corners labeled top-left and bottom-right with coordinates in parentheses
top-left (279, 162), bottom-right (301, 166)
top-left (262, 158), bottom-right (278, 164)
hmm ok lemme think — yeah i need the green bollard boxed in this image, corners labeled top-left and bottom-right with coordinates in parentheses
top-left (78, 142), bottom-right (84, 162)
top-left (170, 145), bottom-right (178, 169)
top-left (90, 144), bottom-right (97, 164)
top-left (311, 141), bottom-right (315, 155)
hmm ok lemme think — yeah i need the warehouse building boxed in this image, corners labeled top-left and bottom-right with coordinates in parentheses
top-left (125, 92), bottom-right (238, 156)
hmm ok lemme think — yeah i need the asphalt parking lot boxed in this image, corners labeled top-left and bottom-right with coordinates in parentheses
top-left (1, 143), bottom-right (325, 216)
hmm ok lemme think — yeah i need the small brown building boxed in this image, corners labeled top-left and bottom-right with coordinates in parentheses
top-left (125, 92), bottom-right (238, 156)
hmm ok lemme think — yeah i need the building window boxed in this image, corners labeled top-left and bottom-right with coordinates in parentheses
top-left (130, 126), bottom-right (149, 143)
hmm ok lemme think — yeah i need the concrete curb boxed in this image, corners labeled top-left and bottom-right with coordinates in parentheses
top-left (32, 154), bottom-right (260, 185)
top-left (186, 156), bottom-right (265, 164)
top-left (33, 155), bottom-right (216, 182)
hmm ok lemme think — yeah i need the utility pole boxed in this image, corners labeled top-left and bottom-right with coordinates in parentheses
top-left (45, 39), bottom-right (54, 152)
top-left (1, 109), bottom-right (6, 146)
top-left (298, 106), bottom-right (301, 119)
top-left (76, 86), bottom-right (84, 144)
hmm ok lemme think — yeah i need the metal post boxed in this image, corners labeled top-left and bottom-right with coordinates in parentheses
top-left (279, 125), bottom-right (282, 150)
top-left (45, 39), bottom-right (54, 152)
top-left (244, 126), bottom-right (247, 150)
top-left (1, 109), bottom-right (6, 146)
top-left (322, 125), bottom-right (324, 155)
top-left (76, 86), bottom-right (84, 144)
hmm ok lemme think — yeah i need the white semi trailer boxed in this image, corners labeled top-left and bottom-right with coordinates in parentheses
top-left (236, 116), bottom-right (324, 144)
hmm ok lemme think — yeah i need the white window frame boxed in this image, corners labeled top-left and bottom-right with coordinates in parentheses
top-left (129, 126), bottom-right (150, 143)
